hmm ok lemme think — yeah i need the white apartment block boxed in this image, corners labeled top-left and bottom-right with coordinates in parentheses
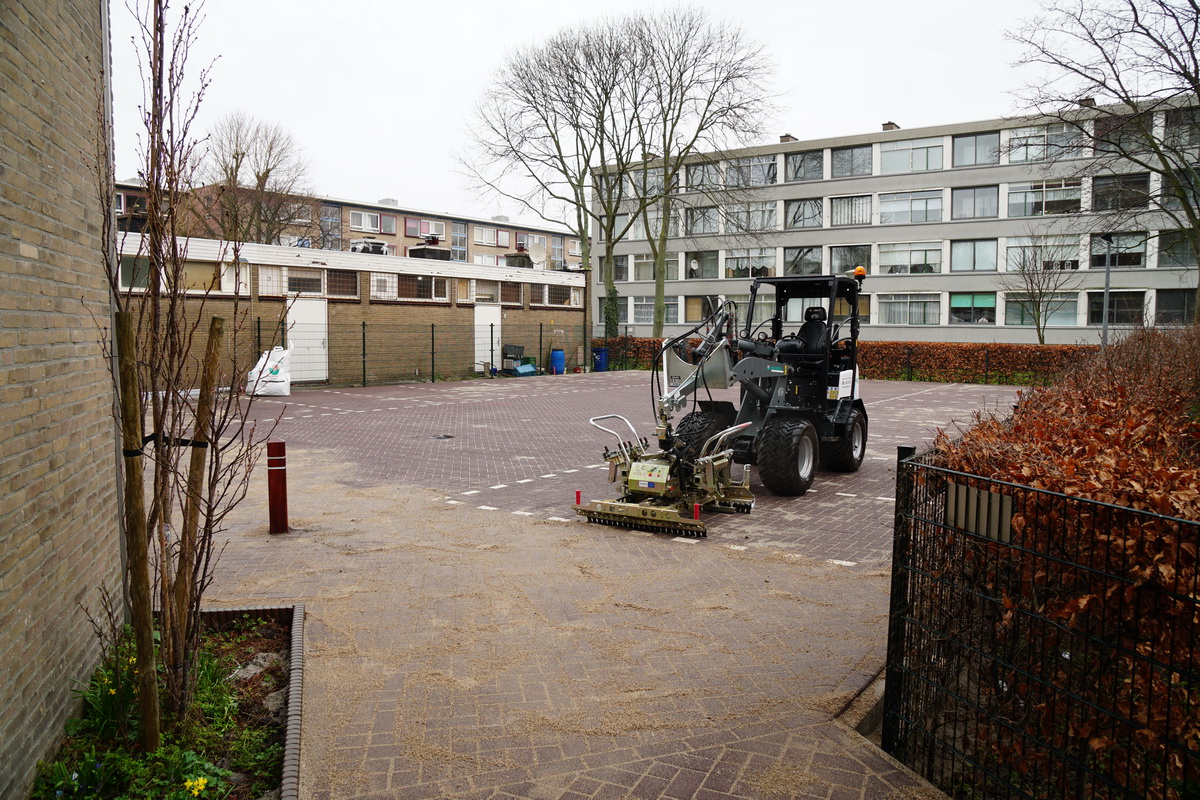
top-left (595, 111), bottom-right (1199, 344)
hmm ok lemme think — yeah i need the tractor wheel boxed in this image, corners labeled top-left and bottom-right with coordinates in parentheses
top-left (757, 417), bottom-right (818, 496)
top-left (822, 411), bottom-right (868, 472)
top-left (674, 411), bottom-right (729, 462)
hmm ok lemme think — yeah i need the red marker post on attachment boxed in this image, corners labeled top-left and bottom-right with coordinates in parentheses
top-left (575, 490), bottom-right (581, 505)
top-left (693, 503), bottom-right (701, 520)
top-left (267, 441), bottom-right (289, 534)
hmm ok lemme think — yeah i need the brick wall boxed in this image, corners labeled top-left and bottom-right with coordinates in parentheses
top-left (0, 1), bottom-right (120, 795)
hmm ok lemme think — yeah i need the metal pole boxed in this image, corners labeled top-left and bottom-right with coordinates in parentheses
top-left (430, 323), bottom-right (436, 383)
top-left (361, 321), bottom-right (367, 387)
top-left (539, 323), bottom-right (544, 373)
top-left (881, 444), bottom-right (918, 755)
top-left (490, 322), bottom-right (495, 378)
top-left (1100, 233), bottom-right (1114, 348)
top-left (256, 317), bottom-right (261, 355)
top-left (267, 441), bottom-right (289, 534)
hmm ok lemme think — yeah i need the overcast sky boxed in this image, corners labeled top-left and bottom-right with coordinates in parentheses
top-left (110, 0), bottom-right (1047, 225)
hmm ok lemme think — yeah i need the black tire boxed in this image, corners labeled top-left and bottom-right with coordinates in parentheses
top-left (822, 411), bottom-right (868, 472)
top-left (757, 416), bottom-right (818, 496)
top-left (674, 411), bottom-right (729, 461)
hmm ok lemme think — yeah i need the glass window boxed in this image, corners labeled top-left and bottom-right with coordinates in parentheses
top-left (725, 155), bottom-right (777, 187)
top-left (633, 296), bottom-right (678, 324)
top-left (831, 145), bottom-right (871, 177)
top-left (370, 273), bottom-right (397, 300)
top-left (951, 186), bottom-right (999, 219)
top-left (1009, 123), bottom-right (1078, 162)
top-left (1163, 168), bottom-right (1200, 211)
top-left (548, 285), bottom-right (576, 306)
top-left (830, 244), bottom-right (871, 274)
top-left (783, 246), bottom-right (822, 276)
top-left (1165, 108), bottom-right (1200, 149)
top-left (684, 295), bottom-right (721, 322)
top-left (686, 162), bottom-right (722, 192)
top-left (1158, 230), bottom-right (1197, 267)
top-left (878, 242), bottom-right (942, 274)
top-left (1155, 289), bottom-right (1196, 325)
top-left (609, 255), bottom-right (629, 282)
top-left (725, 202), bottom-right (776, 232)
top-left (952, 132), bottom-right (1000, 166)
top-left (1093, 173), bottom-right (1149, 211)
top-left (1090, 233), bottom-right (1146, 268)
top-left (784, 198), bottom-right (822, 229)
top-left (832, 295), bottom-right (871, 325)
top-left (830, 195), bottom-right (871, 226)
top-left (880, 138), bottom-right (943, 173)
top-left (319, 204), bottom-right (342, 250)
top-left (1094, 114), bottom-right (1149, 154)
top-left (474, 279), bottom-right (499, 303)
top-left (473, 254), bottom-right (507, 267)
top-left (951, 240), bottom-right (997, 271)
top-left (287, 267), bottom-right (322, 294)
top-left (949, 292), bottom-right (996, 324)
top-left (632, 254), bottom-right (678, 281)
top-left (879, 190), bottom-right (943, 224)
top-left (350, 210), bottom-right (380, 232)
top-left (1005, 293), bottom-right (1078, 326)
top-left (1005, 236), bottom-right (1080, 271)
top-left (398, 275), bottom-right (449, 301)
top-left (1088, 290), bottom-right (1144, 325)
top-left (551, 235), bottom-right (565, 270)
top-left (625, 167), bottom-right (665, 197)
top-left (879, 293), bottom-right (940, 325)
top-left (785, 150), bottom-right (823, 182)
top-left (686, 206), bottom-right (719, 235)
top-left (326, 269), bottom-right (358, 298)
top-left (450, 222), bottom-right (467, 261)
top-left (685, 251), bottom-right (719, 279)
top-left (1007, 180), bottom-right (1082, 216)
top-left (120, 255), bottom-right (150, 289)
top-left (501, 282), bottom-right (522, 305)
top-left (725, 248), bottom-right (776, 278)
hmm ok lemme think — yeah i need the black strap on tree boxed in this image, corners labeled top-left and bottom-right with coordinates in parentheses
top-left (122, 432), bottom-right (209, 458)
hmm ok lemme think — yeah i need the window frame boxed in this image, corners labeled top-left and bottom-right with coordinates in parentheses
top-left (951, 186), bottom-right (999, 219)
top-left (878, 241), bottom-right (942, 275)
top-left (880, 137), bottom-right (944, 174)
top-left (949, 292), bottom-right (997, 325)
top-left (829, 195), bottom-right (871, 227)
top-left (831, 145), bottom-right (872, 178)
top-left (952, 132), bottom-right (1000, 167)
top-left (950, 239), bottom-right (998, 272)
top-left (350, 210), bottom-right (381, 233)
top-left (879, 292), bottom-right (941, 325)
top-left (785, 150), bottom-right (823, 182)
top-left (784, 198), bottom-right (822, 229)
top-left (879, 190), bottom-right (943, 224)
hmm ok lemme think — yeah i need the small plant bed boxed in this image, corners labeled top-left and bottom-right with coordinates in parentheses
top-left (33, 615), bottom-right (288, 800)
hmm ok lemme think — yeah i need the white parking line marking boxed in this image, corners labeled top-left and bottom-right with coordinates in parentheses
top-left (516, 479), bottom-right (534, 484)
top-left (512, 511), bottom-right (534, 516)
top-left (728, 545), bottom-right (748, 551)
top-left (547, 516), bottom-right (573, 522)
top-left (836, 492), bottom-right (858, 497)
top-left (445, 500), bottom-right (462, 505)
top-left (875, 496), bottom-right (894, 502)
top-left (490, 484), bottom-right (507, 489)
top-left (828, 559), bottom-right (858, 567)
top-left (540, 474), bottom-right (557, 478)
top-left (478, 505), bottom-right (499, 511)
top-left (461, 490), bottom-right (480, 495)
top-left (562, 469), bottom-right (579, 474)
top-left (672, 537), bottom-right (701, 544)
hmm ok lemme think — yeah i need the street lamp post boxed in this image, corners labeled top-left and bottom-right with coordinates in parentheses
top-left (1100, 233), bottom-right (1114, 348)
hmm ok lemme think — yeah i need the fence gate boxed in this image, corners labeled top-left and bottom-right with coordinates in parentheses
top-left (288, 297), bottom-right (328, 382)
top-left (474, 304), bottom-right (500, 373)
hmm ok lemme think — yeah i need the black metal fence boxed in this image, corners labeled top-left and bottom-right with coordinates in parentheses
top-left (884, 449), bottom-right (1200, 800)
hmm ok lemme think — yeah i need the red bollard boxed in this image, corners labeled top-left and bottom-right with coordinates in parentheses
top-left (693, 503), bottom-right (701, 520)
top-left (267, 441), bottom-right (289, 534)
top-left (575, 490), bottom-right (581, 505)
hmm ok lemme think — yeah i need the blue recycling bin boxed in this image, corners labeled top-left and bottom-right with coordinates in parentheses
top-left (549, 348), bottom-right (565, 375)
top-left (591, 347), bottom-right (609, 372)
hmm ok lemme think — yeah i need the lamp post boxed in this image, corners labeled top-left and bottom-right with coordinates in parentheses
top-left (1099, 233), bottom-right (1114, 348)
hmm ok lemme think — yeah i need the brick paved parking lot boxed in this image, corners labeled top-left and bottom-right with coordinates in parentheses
top-left (213, 372), bottom-right (1019, 799)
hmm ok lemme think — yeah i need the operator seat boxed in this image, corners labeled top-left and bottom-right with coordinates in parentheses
top-left (799, 306), bottom-right (828, 355)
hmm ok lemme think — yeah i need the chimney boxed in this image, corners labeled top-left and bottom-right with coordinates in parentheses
top-left (378, 197), bottom-right (399, 206)
top-left (1078, 97), bottom-right (1096, 108)
top-left (882, 121), bottom-right (901, 131)
top-left (779, 133), bottom-right (797, 143)
top-left (491, 215), bottom-right (510, 223)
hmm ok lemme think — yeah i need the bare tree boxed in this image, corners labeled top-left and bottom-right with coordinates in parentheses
top-left (1010, 0), bottom-right (1200, 320)
top-left (463, 19), bottom-right (654, 337)
top-left (187, 110), bottom-right (315, 245)
top-left (997, 231), bottom-right (1086, 343)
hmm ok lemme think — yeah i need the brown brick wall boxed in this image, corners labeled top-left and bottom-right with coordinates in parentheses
top-left (0, 1), bottom-right (120, 795)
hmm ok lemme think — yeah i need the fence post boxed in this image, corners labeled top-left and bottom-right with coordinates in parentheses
top-left (362, 321), bottom-right (367, 387)
top-left (255, 317), bottom-right (261, 355)
top-left (490, 323), bottom-right (495, 377)
top-left (430, 324), bottom-right (436, 383)
top-left (905, 346), bottom-right (913, 382)
top-left (984, 349), bottom-right (990, 385)
top-left (539, 323), bottom-right (544, 372)
top-left (882, 444), bottom-right (918, 756)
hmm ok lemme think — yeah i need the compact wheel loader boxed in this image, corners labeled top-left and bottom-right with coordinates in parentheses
top-left (574, 270), bottom-right (869, 536)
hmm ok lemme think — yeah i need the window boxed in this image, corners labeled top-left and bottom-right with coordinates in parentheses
top-left (1156, 289), bottom-right (1196, 325)
top-left (1005, 293), bottom-right (1078, 327)
top-left (949, 292), bottom-right (996, 324)
top-left (1093, 173), bottom-right (1149, 211)
top-left (279, 235), bottom-right (312, 248)
top-left (1165, 108), bottom-right (1200, 149)
top-left (632, 254), bottom-right (677, 281)
top-left (370, 273), bottom-right (396, 300)
top-left (612, 296), bottom-right (628, 324)
top-left (546, 285), bottom-right (579, 306)
top-left (350, 210), bottom-right (380, 232)
top-left (319, 205), bottom-right (342, 250)
top-left (830, 244), bottom-right (870, 274)
top-left (257, 265), bottom-right (283, 296)
top-left (326, 269), bottom-right (358, 298)
top-left (609, 254), bottom-right (629, 282)
top-left (455, 278), bottom-right (471, 303)
top-left (685, 251), bottom-right (719, 279)
top-left (833, 295), bottom-right (871, 326)
top-left (1094, 114), bottom-right (1149, 154)
top-left (567, 239), bottom-right (581, 256)
top-left (686, 162), bottom-right (722, 191)
top-left (1162, 168), bottom-right (1200, 211)
top-left (1090, 233), bottom-right (1146, 268)
top-left (395, 275), bottom-right (449, 301)
top-left (952, 132), bottom-right (1000, 166)
top-left (880, 138), bottom-right (943, 173)
top-left (725, 155), bottom-right (777, 187)
top-left (784, 247), bottom-right (822, 276)
top-left (1005, 236), bottom-right (1080, 271)
top-left (285, 203), bottom-right (313, 225)
top-left (830, 195), bottom-right (871, 226)
top-left (473, 254), bottom-right (507, 267)
top-left (404, 218), bottom-right (447, 239)
top-left (878, 242), bottom-right (942, 274)
top-left (1088, 290), bottom-right (1144, 325)
top-left (633, 296), bottom-right (678, 324)
top-left (474, 279), bottom-right (499, 303)
top-left (1158, 230), bottom-right (1197, 267)
top-left (287, 267), bottom-right (323, 294)
top-left (951, 240), bottom-right (997, 271)
top-left (685, 295), bottom-right (721, 322)
top-left (1009, 123), bottom-right (1078, 162)
top-left (725, 248), bottom-right (775, 278)
top-left (379, 214), bottom-right (397, 235)
top-left (785, 150), bottom-right (823, 182)
top-left (450, 222), bottom-right (467, 261)
top-left (501, 282), bottom-right (522, 305)
top-left (831, 145), bottom-right (871, 177)
top-left (951, 186), bottom-right (999, 219)
top-left (516, 232), bottom-right (548, 249)
top-left (879, 190), bottom-right (942, 224)
top-left (119, 255), bottom-right (149, 289)
top-left (879, 293), bottom-right (940, 325)
top-left (1007, 180), bottom-right (1082, 216)
top-left (473, 226), bottom-right (510, 247)
top-left (725, 202), bottom-right (776, 232)
top-left (687, 206), bottom-right (719, 235)
top-left (114, 193), bottom-right (125, 214)
top-left (626, 167), bottom-right (665, 197)
top-left (551, 235), bottom-right (565, 270)
top-left (784, 198), bottom-right (822, 229)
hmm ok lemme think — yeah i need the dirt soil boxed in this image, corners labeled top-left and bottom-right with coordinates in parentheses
top-left (206, 448), bottom-right (931, 799)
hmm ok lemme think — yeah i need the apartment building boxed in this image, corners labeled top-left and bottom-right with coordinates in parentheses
top-left (115, 181), bottom-right (584, 272)
top-left (595, 110), bottom-right (1199, 344)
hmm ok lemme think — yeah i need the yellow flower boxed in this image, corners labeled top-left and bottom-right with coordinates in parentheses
top-left (109, 688), bottom-right (116, 695)
top-left (184, 776), bottom-right (208, 796)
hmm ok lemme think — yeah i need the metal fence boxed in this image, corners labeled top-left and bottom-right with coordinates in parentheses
top-left (884, 448), bottom-right (1200, 800)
